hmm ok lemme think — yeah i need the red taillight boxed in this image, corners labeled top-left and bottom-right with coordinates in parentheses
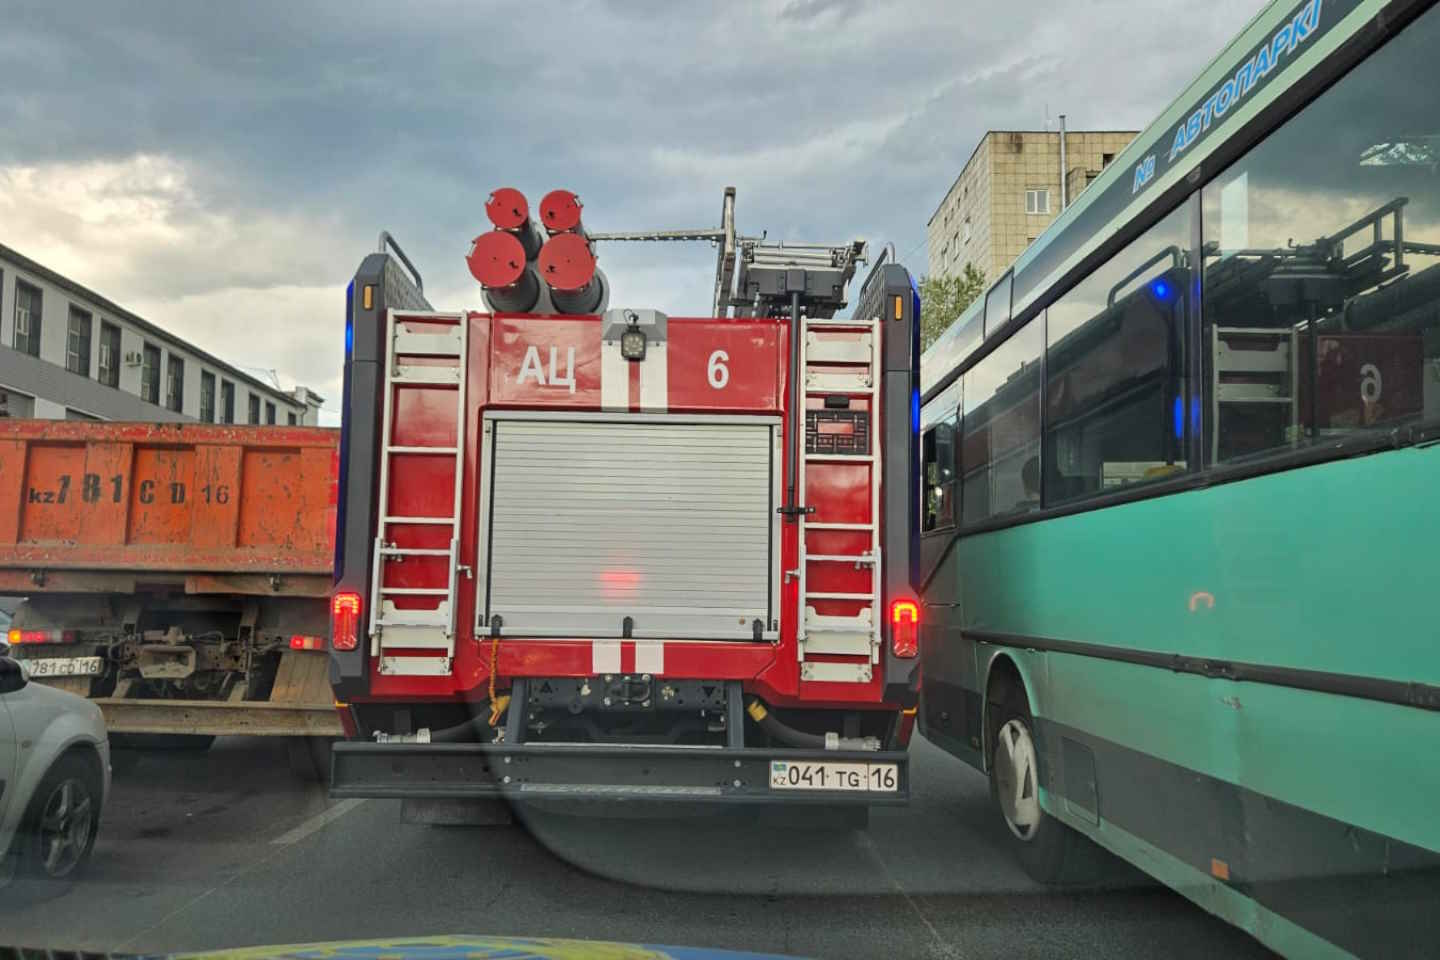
top-left (890, 599), bottom-right (920, 658)
top-left (331, 592), bottom-right (362, 652)
top-left (290, 634), bottom-right (327, 651)
top-left (8, 628), bottom-right (74, 645)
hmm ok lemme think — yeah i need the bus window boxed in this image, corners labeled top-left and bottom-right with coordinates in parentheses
top-left (921, 422), bottom-right (956, 531)
top-left (1045, 204), bottom-right (1191, 504)
top-left (961, 313), bottom-right (1043, 525)
top-left (1202, 5), bottom-right (1440, 464)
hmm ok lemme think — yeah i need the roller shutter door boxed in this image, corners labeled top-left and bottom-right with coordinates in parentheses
top-left (482, 415), bottom-right (776, 640)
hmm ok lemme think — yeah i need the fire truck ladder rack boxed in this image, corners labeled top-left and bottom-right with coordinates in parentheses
top-left (796, 313), bottom-right (882, 685)
top-left (369, 311), bottom-right (469, 677)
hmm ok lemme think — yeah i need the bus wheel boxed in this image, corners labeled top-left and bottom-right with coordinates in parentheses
top-left (989, 684), bottom-right (1086, 884)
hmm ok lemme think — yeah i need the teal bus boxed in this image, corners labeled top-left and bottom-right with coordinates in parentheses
top-left (916, 0), bottom-right (1439, 955)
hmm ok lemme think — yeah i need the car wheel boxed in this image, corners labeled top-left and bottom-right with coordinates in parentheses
top-left (14, 753), bottom-right (102, 893)
top-left (988, 680), bottom-right (1091, 884)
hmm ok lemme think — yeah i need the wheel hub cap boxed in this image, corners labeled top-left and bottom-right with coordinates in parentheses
top-left (995, 719), bottom-right (1041, 840)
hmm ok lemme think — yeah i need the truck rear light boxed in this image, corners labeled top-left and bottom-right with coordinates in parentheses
top-left (331, 592), bottom-right (362, 652)
top-left (7, 628), bottom-right (74, 645)
top-left (890, 599), bottom-right (919, 658)
top-left (290, 634), bottom-right (327, 651)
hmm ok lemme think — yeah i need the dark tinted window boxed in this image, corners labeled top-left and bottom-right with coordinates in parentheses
top-left (14, 281), bottom-right (41, 357)
top-left (983, 272), bottom-right (1012, 338)
top-left (166, 355), bottom-right (184, 412)
top-left (265, 401), bottom-right (276, 424)
top-left (1203, 5), bottom-right (1440, 464)
top-left (1045, 203), bottom-right (1191, 504)
top-left (248, 394), bottom-right (260, 424)
top-left (66, 306), bottom-right (91, 376)
top-left (221, 380), bottom-right (235, 423)
top-left (98, 322), bottom-right (121, 387)
top-left (921, 379), bottom-right (961, 532)
top-left (141, 343), bottom-right (161, 404)
top-left (961, 314), bottom-right (1043, 526)
top-left (200, 371), bottom-right (216, 422)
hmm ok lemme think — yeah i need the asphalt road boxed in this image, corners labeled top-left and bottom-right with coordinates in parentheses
top-left (1, 735), bottom-right (1271, 960)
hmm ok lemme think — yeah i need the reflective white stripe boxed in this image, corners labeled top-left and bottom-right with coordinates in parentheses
top-left (639, 342), bottom-right (668, 411)
top-left (593, 640), bottom-right (621, 674)
top-left (635, 640), bottom-right (664, 675)
top-left (600, 340), bottom-right (628, 411)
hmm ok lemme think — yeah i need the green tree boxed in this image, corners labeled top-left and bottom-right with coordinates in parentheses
top-left (919, 263), bottom-right (987, 350)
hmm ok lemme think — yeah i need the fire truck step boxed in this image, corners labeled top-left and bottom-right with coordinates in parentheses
top-left (805, 554), bottom-right (876, 563)
top-left (379, 547), bottom-right (453, 557)
top-left (804, 335), bottom-right (873, 365)
top-left (381, 516), bottom-right (455, 525)
top-left (379, 656), bottom-right (452, 677)
top-left (801, 630), bottom-right (872, 656)
top-left (393, 330), bottom-right (464, 357)
top-left (803, 319), bottom-right (877, 329)
top-left (386, 445), bottom-right (460, 454)
top-left (379, 587), bottom-right (451, 596)
top-left (804, 522), bottom-right (874, 531)
top-left (804, 592), bottom-right (875, 601)
top-left (800, 660), bottom-right (873, 683)
top-left (805, 453), bottom-right (874, 462)
top-left (805, 608), bottom-right (874, 631)
top-left (805, 371), bottom-right (872, 391)
top-left (390, 371), bottom-right (461, 385)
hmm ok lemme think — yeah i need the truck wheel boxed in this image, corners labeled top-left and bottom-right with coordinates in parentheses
top-left (286, 736), bottom-right (334, 784)
top-left (12, 753), bottom-right (102, 897)
top-left (988, 681), bottom-right (1089, 884)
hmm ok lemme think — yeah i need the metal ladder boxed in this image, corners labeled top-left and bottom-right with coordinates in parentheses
top-left (369, 311), bottom-right (468, 677)
top-left (796, 315), bottom-right (882, 684)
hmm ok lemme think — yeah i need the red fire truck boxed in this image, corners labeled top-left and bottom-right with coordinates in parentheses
top-left (327, 188), bottom-right (921, 809)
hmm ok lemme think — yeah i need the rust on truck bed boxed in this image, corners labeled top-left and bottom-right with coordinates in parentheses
top-left (0, 421), bottom-right (338, 578)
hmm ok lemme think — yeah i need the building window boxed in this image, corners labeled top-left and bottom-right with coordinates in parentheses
top-left (248, 394), bottom-right (260, 424)
top-left (0, 388), bottom-right (35, 418)
top-left (1025, 189), bottom-right (1050, 215)
top-left (963, 218), bottom-right (972, 243)
top-left (265, 401), bottom-right (276, 425)
top-left (1045, 203), bottom-right (1191, 504)
top-left (200, 371), bottom-right (216, 422)
top-left (141, 343), bottom-right (161, 404)
top-left (98, 322), bottom-right (121, 387)
top-left (961, 314), bottom-right (1044, 526)
top-left (220, 380), bottom-right (235, 423)
top-left (1202, 5), bottom-right (1440, 467)
top-left (165, 355), bottom-right (184, 412)
top-left (287, 412), bottom-right (297, 425)
top-left (1102, 152), bottom-right (1115, 166)
top-left (14, 281), bottom-right (42, 357)
top-left (66, 306), bottom-right (92, 376)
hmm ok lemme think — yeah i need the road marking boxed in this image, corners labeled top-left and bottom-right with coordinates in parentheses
top-left (859, 830), bottom-right (964, 960)
top-left (270, 798), bottom-right (366, 846)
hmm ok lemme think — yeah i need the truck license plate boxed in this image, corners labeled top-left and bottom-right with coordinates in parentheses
top-left (25, 656), bottom-right (103, 678)
top-left (769, 760), bottom-right (898, 792)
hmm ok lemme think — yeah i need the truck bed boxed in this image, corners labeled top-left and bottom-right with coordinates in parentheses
top-left (0, 420), bottom-right (337, 590)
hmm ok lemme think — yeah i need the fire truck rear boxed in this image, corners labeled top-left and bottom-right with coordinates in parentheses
top-left (328, 188), bottom-right (921, 807)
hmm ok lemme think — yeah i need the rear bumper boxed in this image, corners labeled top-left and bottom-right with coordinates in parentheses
top-left (330, 741), bottom-right (909, 805)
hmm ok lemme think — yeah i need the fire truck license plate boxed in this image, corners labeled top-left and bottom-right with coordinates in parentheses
top-left (24, 657), bottom-right (103, 678)
top-left (769, 760), bottom-right (899, 792)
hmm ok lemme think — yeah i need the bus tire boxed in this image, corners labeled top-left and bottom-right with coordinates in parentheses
top-left (987, 680), bottom-right (1085, 884)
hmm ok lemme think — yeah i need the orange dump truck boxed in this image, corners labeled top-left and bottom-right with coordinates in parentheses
top-left (0, 420), bottom-right (343, 776)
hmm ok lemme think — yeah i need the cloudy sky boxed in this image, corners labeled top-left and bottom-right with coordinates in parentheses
top-left (0, 0), bottom-right (1261, 421)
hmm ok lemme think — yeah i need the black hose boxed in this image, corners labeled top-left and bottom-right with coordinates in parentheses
top-left (427, 713), bottom-right (493, 743)
top-left (748, 699), bottom-right (826, 750)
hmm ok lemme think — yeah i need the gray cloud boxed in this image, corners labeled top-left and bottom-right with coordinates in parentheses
top-left (0, 0), bottom-right (1261, 408)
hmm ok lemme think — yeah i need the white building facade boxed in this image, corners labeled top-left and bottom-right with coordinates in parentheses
top-left (0, 242), bottom-right (321, 424)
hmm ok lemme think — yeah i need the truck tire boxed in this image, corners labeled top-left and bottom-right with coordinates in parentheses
top-left (11, 752), bottom-right (103, 898)
top-left (987, 678), bottom-right (1093, 884)
top-left (286, 736), bottom-right (334, 784)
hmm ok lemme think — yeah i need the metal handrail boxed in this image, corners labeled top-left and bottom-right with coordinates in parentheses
top-left (377, 231), bottom-right (423, 295)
